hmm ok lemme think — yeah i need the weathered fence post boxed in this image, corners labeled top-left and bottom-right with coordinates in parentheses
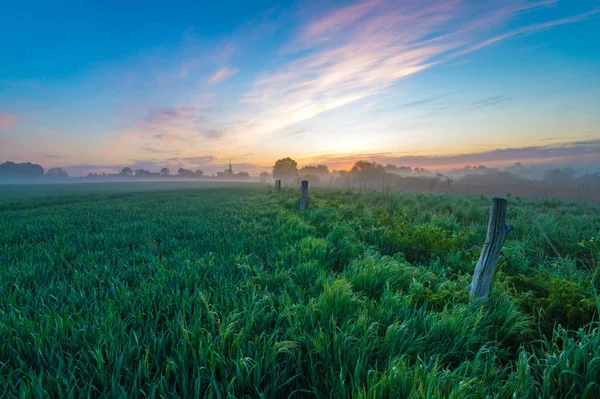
top-left (299, 180), bottom-right (308, 210)
top-left (276, 180), bottom-right (281, 192)
top-left (470, 198), bottom-right (513, 301)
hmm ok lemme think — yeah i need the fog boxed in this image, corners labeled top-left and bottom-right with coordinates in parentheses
top-left (1, 159), bottom-right (599, 204)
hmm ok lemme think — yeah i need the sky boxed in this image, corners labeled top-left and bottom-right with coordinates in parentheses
top-left (1, 0), bottom-right (599, 176)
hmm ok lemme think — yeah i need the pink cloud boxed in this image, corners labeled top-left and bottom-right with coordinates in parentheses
top-left (206, 66), bottom-right (238, 84)
top-left (232, 0), bottom-right (596, 140)
top-left (122, 106), bottom-right (204, 149)
top-left (0, 113), bottom-right (17, 130)
top-left (303, 0), bottom-right (382, 43)
top-left (117, 101), bottom-right (231, 163)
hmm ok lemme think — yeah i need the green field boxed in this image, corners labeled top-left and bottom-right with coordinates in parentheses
top-left (1, 183), bottom-right (599, 398)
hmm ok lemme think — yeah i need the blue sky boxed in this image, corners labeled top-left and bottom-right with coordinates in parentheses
top-left (1, 0), bottom-right (599, 175)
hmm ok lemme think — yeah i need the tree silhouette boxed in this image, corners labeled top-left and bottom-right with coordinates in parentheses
top-left (351, 161), bottom-right (385, 189)
top-left (45, 167), bottom-right (69, 178)
top-left (178, 168), bottom-right (193, 177)
top-left (0, 161), bottom-right (44, 179)
top-left (544, 168), bottom-right (575, 181)
top-left (299, 165), bottom-right (329, 176)
top-left (273, 157), bottom-right (298, 184)
top-left (351, 161), bottom-right (384, 176)
top-left (120, 167), bottom-right (133, 176)
top-left (260, 171), bottom-right (270, 183)
top-left (160, 167), bottom-right (170, 176)
top-left (435, 173), bottom-right (452, 192)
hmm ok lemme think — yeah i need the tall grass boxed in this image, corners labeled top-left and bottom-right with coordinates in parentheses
top-left (0, 184), bottom-right (598, 397)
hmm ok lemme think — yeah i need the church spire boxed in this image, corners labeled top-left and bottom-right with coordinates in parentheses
top-left (226, 158), bottom-right (233, 176)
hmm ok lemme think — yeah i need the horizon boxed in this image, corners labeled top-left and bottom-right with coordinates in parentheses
top-left (1, 0), bottom-right (599, 176)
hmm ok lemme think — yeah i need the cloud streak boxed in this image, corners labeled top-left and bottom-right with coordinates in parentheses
top-left (456, 7), bottom-right (600, 56)
top-left (231, 0), bottom-right (598, 140)
top-left (469, 95), bottom-right (513, 109)
top-left (206, 66), bottom-right (238, 84)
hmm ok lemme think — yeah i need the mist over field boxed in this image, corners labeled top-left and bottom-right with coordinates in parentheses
top-left (2, 156), bottom-right (599, 205)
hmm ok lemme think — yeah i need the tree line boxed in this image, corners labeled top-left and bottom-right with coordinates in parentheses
top-left (267, 157), bottom-right (433, 188)
top-left (0, 162), bottom-right (251, 180)
top-left (2, 159), bottom-right (598, 190)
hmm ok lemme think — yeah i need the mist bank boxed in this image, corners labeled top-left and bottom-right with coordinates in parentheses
top-left (267, 159), bottom-right (600, 204)
top-left (2, 159), bottom-right (599, 203)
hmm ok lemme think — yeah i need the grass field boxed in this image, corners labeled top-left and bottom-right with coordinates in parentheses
top-left (1, 182), bottom-right (599, 398)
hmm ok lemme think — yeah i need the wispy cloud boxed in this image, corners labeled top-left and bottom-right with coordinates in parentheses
top-left (0, 113), bottom-right (17, 130)
top-left (203, 128), bottom-right (224, 139)
top-left (302, 0), bottom-right (382, 44)
top-left (456, 7), bottom-right (600, 56)
top-left (230, 0), bottom-right (597, 140)
top-left (469, 95), bottom-right (513, 109)
top-left (180, 155), bottom-right (214, 165)
top-left (120, 102), bottom-right (226, 155)
top-left (111, 104), bottom-right (226, 165)
top-left (142, 106), bottom-right (201, 127)
top-left (134, 106), bottom-right (204, 145)
top-left (206, 66), bottom-right (238, 84)
top-left (141, 147), bottom-right (164, 154)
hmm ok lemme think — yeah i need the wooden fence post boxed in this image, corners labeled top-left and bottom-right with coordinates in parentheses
top-left (299, 180), bottom-right (308, 210)
top-left (470, 198), bottom-right (513, 301)
top-left (276, 180), bottom-right (281, 192)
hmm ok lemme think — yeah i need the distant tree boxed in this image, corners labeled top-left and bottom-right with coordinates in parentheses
top-left (385, 164), bottom-right (412, 175)
top-left (299, 165), bottom-right (329, 187)
top-left (299, 165), bottom-right (329, 176)
top-left (301, 173), bottom-right (320, 186)
top-left (351, 160), bottom-right (385, 176)
top-left (160, 167), bottom-right (170, 177)
top-left (505, 163), bottom-right (527, 176)
top-left (87, 172), bottom-right (98, 178)
top-left (0, 161), bottom-right (44, 179)
top-left (45, 167), bottom-right (69, 178)
top-left (235, 171), bottom-right (250, 179)
top-left (216, 171), bottom-right (224, 178)
top-left (580, 172), bottom-right (600, 182)
top-left (260, 171), bottom-right (270, 183)
top-left (436, 173), bottom-right (452, 192)
top-left (178, 168), bottom-right (193, 177)
top-left (120, 167), bottom-right (133, 177)
top-left (135, 169), bottom-right (150, 177)
top-left (544, 168), bottom-right (575, 181)
top-left (350, 161), bottom-right (385, 189)
top-left (273, 157), bottom-right (298, 184)
top-left (194, 169), bottom-right (204, 177)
